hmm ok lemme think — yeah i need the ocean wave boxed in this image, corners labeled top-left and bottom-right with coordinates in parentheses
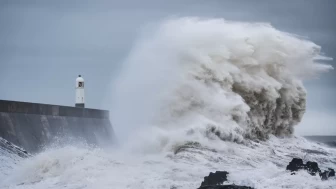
top-left (111, 17), bottom-right (332, 151)
top-left (1, 17), bottom-right (335, 189)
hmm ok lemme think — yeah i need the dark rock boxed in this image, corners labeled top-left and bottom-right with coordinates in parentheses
top-left (201, 171), bottom-right (229, 186)
top-left (320, 168), bottom-right (335, 181)
top-left (328, 168), bottom-right (335, 177)
top-left (286, 158), bottom-right (335, 180)
top-left (305, 161), bottom-right (320, 176)
top-left (199, 186), bottom-right (253, 189)
top-left (199, 171), bottom-right (254, 189)
top-left (286, 158), bottom-right (304, 172)
top-left (320, 171), bottom-right (328, 180)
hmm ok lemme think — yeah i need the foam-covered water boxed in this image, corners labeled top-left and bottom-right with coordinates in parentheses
top-left (1, 18), bottom-right (335, 189)
top-left (1, 136), bottom-right (336, 189)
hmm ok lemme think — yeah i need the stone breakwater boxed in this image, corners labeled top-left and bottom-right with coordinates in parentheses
top-left (0, 100), bottom-right (114, 153)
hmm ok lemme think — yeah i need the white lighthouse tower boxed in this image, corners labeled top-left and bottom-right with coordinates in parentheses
top-left (75, 75), bottom-right (85, 108)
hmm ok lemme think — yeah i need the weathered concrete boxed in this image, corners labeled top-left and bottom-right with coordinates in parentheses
top-left (0, 100), bottom-right (114, 153)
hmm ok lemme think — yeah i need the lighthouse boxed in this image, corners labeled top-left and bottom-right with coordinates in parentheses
top-left (75, 75), bottom-right (85, 108)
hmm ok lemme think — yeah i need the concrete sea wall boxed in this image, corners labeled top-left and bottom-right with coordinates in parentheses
top-left (0, 100), bottom-right (114, 153)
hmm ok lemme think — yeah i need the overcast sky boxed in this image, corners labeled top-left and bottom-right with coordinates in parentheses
top-left (0, 0), bottom-right (335, 135)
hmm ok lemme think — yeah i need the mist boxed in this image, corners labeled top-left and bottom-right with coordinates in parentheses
top-left (0, 0), bottom-right (335, 136)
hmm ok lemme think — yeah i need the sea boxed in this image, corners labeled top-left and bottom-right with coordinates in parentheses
top-left (1, 18), bottom-right (335, 189)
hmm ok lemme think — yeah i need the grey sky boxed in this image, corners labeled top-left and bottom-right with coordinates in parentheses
top-left (0, 0), bottom-right (335, 135)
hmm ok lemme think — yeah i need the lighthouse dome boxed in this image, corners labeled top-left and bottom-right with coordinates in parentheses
top-left (76, 75), bottom-right (84, 82)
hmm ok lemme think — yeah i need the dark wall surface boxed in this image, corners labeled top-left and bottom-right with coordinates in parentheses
top-left (0, 100), bottom-right (114, 153)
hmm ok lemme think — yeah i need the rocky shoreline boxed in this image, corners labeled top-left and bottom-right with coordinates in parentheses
top-left (197, 158), bottom-right (335, 189)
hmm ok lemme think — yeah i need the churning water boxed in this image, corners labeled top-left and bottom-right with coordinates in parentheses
top-left (1, 18), bottom-right (335, 189)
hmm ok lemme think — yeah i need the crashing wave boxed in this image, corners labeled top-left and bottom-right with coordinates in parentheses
top-left (0, 137), bottom-right (29, 178)
top-left (112, 17), bottom-right (332, 151)
top-left (1, 17), bottom-right (335, 189)
top-left (0, 137), bottom-right (29, 158)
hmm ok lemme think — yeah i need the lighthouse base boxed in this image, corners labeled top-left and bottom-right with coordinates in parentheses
top-left (75, 103), bottom-right (85, 108)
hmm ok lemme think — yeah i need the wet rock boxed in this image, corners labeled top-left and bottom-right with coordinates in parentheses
top-left (200, 185), bottom-right (253, 189)
top-left (305, 161), bottom-right (320, 176)
top-left (199, 171), bottom-right (254, 189)
top-left (328, 168), bottom-right (335, 177)
top-left (201, 171), bottom-right (229, 186)
top-left (320, 168), bottom-right (335, 181)
top-left (199, 186), bottom-right (254, 189)
top-left (286, 158), bottom-right (335, 180)
top-left (286, 158), bottom-right (305, 173)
